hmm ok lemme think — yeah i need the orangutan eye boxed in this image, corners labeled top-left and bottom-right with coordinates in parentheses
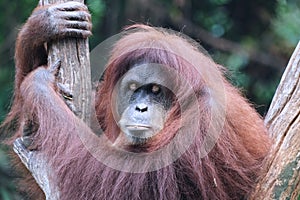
top-left (129, 83), bottom-right (137, 91)
top-left (151, 84), bottom-right (160, 94)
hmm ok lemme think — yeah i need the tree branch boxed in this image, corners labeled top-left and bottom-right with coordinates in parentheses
top-left (40, 0), bottom-right (92, 125)
top-left (14, 138), bottom-right (59, 200)
top-left (12, 0), bottom-right (92, 199)
top-left (250, 41), bottom-right (300, 199)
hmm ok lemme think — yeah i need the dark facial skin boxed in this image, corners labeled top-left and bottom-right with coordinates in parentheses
top-left (117, 64), bottom-right (175, 144)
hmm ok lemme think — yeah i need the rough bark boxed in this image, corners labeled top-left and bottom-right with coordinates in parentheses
top-left (39, 0), bottom-right (92, 125)
top-left (14, 138), bottom-right (60, 200)
top-left (12, 1), bottom-right (91, 199)
top-left (250, 42), bottom-right (300, 199)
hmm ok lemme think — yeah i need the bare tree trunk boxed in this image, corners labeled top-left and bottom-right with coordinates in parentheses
top-left (250, 42), bottom-right (300, 199)
top-left (13, 1), bottom-right (92, 199)
top-left (39, 0), bottom-right (92, 125)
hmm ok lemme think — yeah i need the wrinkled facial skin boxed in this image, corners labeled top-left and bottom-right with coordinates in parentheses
top-left (117, 64), bottom-right (175, 144)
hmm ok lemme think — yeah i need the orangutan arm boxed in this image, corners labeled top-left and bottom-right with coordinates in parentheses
top-left (15, 2), bottom-right (92, 90)
top-left (14, 61), bottom-right (68, 199)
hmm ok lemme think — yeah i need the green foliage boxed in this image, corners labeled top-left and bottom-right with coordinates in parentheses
top-left (0, 68), bottom-right (13, 122)
top-left (226, 54), bottom-right (249, 84)
top-left (85, 0), bottom-right (106, 48)
top-left (0, 68), bottom-right (14, 199)
top-left (86, 0), bottom-right (106, 27)
top-left (0, 0), bottom-right (36, 45)
top-left (273, 0), bottom-right (300, 47)
top-left (193, 3), bottom-right (232, 38)
top-left (0, 145), bottom-right (19, 200)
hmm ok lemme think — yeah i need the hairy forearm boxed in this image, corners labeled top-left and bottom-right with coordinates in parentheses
top-left (15, 7), bottom-right (50, 89)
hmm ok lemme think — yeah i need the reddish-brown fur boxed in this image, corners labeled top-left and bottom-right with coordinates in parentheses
top-left (2, 24), bottom-right (271, 200)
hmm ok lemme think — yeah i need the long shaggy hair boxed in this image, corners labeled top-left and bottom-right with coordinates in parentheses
top-left (3, 25), bottom-right (271, 200)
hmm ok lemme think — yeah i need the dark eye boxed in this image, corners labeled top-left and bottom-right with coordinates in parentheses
top-left (151, 84), bottom-right (160, 94)
top-left (129, 83), bottom-right (137, 91)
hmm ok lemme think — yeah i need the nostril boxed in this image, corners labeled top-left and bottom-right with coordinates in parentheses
top-left (135, 104), bottom-right (148, 112)
top-left (140, 107), bottom-right (148, 112)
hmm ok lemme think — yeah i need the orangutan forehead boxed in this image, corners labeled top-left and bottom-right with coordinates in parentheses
top-left (123, 63), bottom-right (175, 85)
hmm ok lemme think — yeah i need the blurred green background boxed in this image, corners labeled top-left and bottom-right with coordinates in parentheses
top-left (0, 0), bottom-right (299, 199)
